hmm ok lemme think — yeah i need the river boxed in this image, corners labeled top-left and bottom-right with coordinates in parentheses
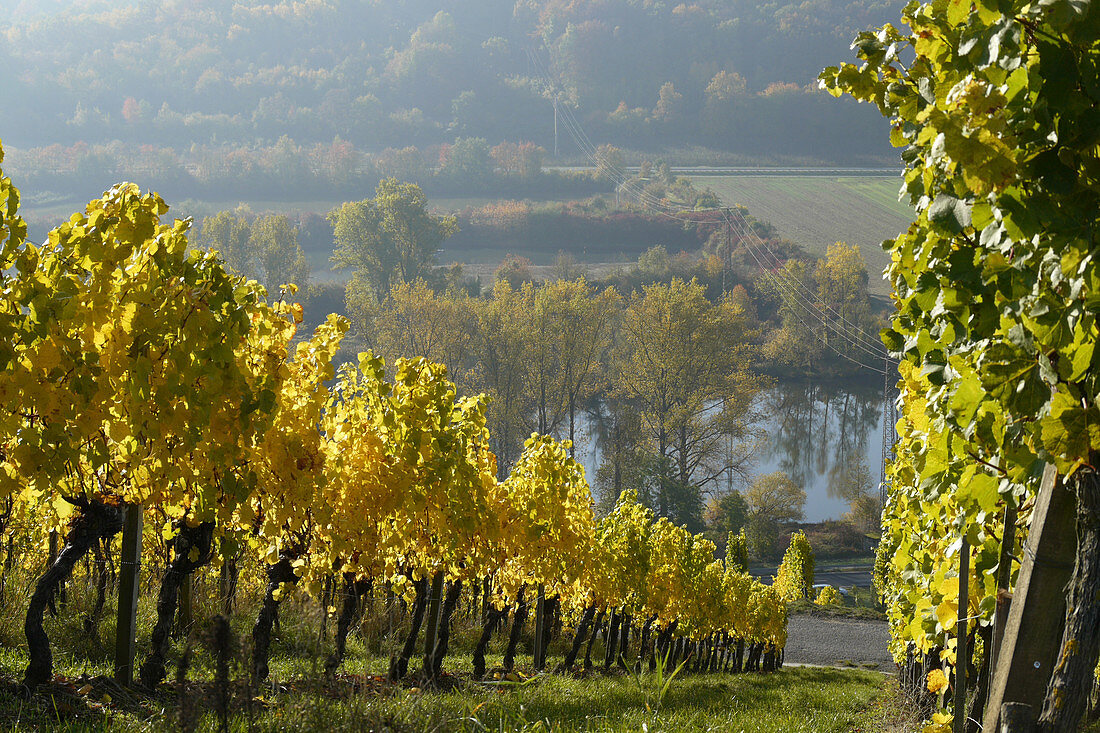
top-left (570, 380), bottom-right (887, 523)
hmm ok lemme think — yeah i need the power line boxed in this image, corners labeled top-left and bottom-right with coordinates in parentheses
top-left (525, 45), bottom-right (894, 372)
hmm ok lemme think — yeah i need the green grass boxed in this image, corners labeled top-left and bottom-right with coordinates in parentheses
top-left (0, 657), bottom-right (888, 732)
top-left (0, 564), bottom-right (891, 732)
top-left (689, 176), bottom-right (916, 295)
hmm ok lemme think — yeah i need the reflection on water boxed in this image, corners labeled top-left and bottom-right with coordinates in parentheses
top-left (753, 380), bottom-right (885, 522)
top-left (570, 380), bottom-right (887, 523)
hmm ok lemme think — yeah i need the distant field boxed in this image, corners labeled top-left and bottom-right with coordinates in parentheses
top-left (688, 176), bottom-right (915, 295)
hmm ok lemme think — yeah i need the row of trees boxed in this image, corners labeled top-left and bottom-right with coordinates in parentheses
top-left (357, 276), bottom-right (765, 537)
top-left (0, 147), bottom-right (789, 691)
top-left (4, 136), bottom-right (604, 202)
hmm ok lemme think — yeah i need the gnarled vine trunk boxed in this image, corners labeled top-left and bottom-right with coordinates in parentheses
top-left (503, 585), bottom-right (529, 672)
top-left (428, 579), bottom-right (463, 680)
top-left (535, 594), bottom-right (557, 671)
top-left (560, 604), bottom-right (596, 671)
top-left (634, 615), bottom-right (655, 673)
top-left (139, 522), bottom-right (215, 688)
top-left (83, 539), bottom-right (110, 641)
top-left (473, 603), bottom-right (508, 678)
top-left (325, 574), bottom-right (371, 676)
top-left (389, 575), bottom-right (429, 682)
top-left (24, 500), bottom-right (123, 689)
top-left (583, 608), bottom-right (605, 671)
top-left (652, 620), bottom-right (677, 671)
top-left (251, 556), bottom-right (299, 682)
top-left (603, 609), bottom-right (621, 671)
top-left (617, 612), bottom-right (630, 671)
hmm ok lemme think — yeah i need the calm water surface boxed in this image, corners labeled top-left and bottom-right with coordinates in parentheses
top-left (571, 380), bottom-right (887, 523)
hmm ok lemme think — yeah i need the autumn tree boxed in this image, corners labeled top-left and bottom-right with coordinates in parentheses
top-left (200, 209), bottom-right (252, 276)
top-left (708, 490), bottom-right (750, 541)
top-left (613, 279), bottom-right (764, 519)
top-left (594, 143), bottom-right (625, 183)
top-left (813, 241), bottom-right (873, 353)
top-left (761, 242), bottom-right (876, 376)
top-left (744, 471), bottom-right (806, 560)
top-left (372, 279), bottom-right (475, 383)
top-left (468, 280), bottom-right (530, 474)
top-left (329, 178), bottom-right (458, 302)
top-left (653, 81), bottom-right (683, 122)
top-left (440, 137), bottom-right (492, 181)
top-left (249, 213), bottom-right (309, 293)
top-left (831, 455), bottom-right (880, 535)
top-left (493, 253), bottom-right (533, 290)
top-left (490, 141), bottom-right (545, 179)
top-left (538, 279), bottom-right (621, 451)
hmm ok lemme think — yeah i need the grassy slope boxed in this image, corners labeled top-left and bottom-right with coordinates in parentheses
top-left (0, 653), bottom-right (888, 733)
top-left (0, 569), bottom-right (889, 732)
top-left (690, 176), bottom-right (915, 296)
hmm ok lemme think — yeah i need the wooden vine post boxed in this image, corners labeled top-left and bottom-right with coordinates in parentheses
top-left (114, 504), bottom-right (143, 686)
top-left (422, 571), bottom-right (445, 676)
top-left (982, 467), bottom-right (1076, 731)
top-left (990, 504), bottom-right (1018, 679)
top-left (533, 583), bottom-right (546, 670)
top-left (953, 534), bottom-right (968, 733)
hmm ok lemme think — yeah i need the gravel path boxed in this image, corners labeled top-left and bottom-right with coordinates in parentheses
top-left (784, 615), bottom-right (893, 670)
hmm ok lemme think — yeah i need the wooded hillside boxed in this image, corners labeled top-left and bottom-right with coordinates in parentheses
top-left (0, 0), bottom-right (903, 163)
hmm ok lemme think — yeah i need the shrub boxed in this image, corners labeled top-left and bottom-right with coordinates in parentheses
top-left (815, 585), bottom-right (843, 606)
top-left (773, 530), bottom-right (815, 601)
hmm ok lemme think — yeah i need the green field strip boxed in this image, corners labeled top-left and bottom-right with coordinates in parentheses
top-left (689, 176), bottom-right (914, 295)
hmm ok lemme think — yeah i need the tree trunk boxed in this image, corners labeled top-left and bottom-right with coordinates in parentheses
top-left (1038, 466), bottom-right (1100, 733)
top-left (634, 615), bottom-right (655, 673)
top-left (139, 522), bottom-right (215, 688)
top-left (473, 602), bottom-right (507, 678)
top-left (175, 573), bottom-right (193, 639)
top-left (503, 586), bottom-right (530, 672)
top-left (533, 584), bottom-right (546, 671)
top-left (325, 574), bottom-right (370, 676)
top-left (219, 547), bottom-right (240, 618)
top-left (420, 572), bottom-right (446, 680)
top-left (670, 637), bottom-right (683, 668)
top-left (617, 612), bottom-right (631, 671)
top-left (389, 575), bottom-right (429, 682)
top-left (537, 595), bottom-right (558, 671)
top-left (250, 557), bottom-right (299, 682)
top-left (430, 579), bottom-right (463, 679)
top-left (603, 609), bottom-right (621, 672)
top-left (584, 608), bottom-right (605, 671)
top-left (561, 604), bottom-right (596, 671)
top-left (24, 500), bottom-right (123, 689)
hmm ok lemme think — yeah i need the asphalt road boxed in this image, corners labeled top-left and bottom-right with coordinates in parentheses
top-left (783, 615), bottom-right (893, 670)
top-left (751, 565), bottom-right (874, 590)
top-left (815, 569), bottom-right (874, 588)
